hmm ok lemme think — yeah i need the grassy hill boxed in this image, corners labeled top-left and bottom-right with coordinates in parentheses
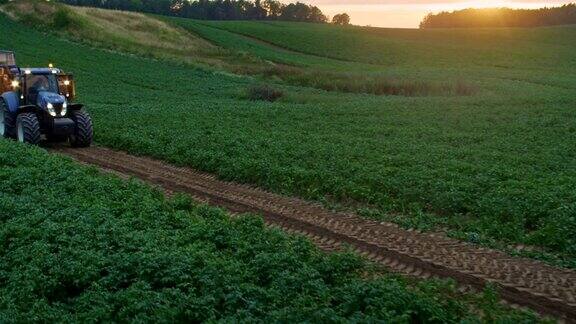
top-left (173, 19), bottom-right (576, 88)
top-left (0, 0), bottom-right (265, 71)
top-left (1, 2), bottom-right (575, 268)
top-left (185, 20), bottom-right (576, 69)
top-left (170, 18), bottom-right (576, 96)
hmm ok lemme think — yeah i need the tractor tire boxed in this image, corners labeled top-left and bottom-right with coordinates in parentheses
top-left (0, 99), bottom-right (16, 139)
top-left (70, 110), bottom-right (93, 148)
top-left (16, 113), bottom-right (41, 145)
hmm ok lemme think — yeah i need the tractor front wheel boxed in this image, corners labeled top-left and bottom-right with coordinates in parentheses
top-left (0, 99), bottom-right (15, 139)
top-left (16, 113), bottom-right (41, 145)
top-left (70, 110), bottom-right (93, 148)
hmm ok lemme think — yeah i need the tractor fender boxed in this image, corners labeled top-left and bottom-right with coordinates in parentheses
top-left (68, 103), bottom-right (84, 111)
top-left (1, 92), bottom-right (20, 113)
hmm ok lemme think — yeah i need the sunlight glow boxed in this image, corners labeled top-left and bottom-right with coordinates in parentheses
top-left (295, 1), bottom-right (574, 28)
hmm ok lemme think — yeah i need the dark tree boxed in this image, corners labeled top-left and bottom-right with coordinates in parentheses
top-left (263, 0), bottom-right (283, 19)
top-left (280, 2), bottom-right (327, 23)
top-left (247, 0), bottom-right (267, 19)
top-left (332, 13), bottom-right (350, 25)
top-left (420, 4), bottom-right (576, 28)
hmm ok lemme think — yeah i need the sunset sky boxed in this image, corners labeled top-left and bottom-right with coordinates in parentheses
top-left (294, 1), bottom-right (574, 28)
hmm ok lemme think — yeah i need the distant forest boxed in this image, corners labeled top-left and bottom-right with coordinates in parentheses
top-left (58, 0), bottom-right (328, 22)
top-left (420, 4), bottom-right (576, 28)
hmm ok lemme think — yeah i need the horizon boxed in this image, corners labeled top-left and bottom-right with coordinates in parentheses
top-left (291, 1), bottom-right (575, 28)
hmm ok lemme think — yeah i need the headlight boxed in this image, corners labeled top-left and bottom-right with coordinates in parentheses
top-left (11, 80), bottom-right (19, 88)
top-left (61, 102), bottom-right (67, 116)
top-left (47, 103), bottom-right (56, 117)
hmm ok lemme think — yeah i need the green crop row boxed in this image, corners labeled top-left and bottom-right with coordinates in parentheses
top-left (165, 17), bottom-right (352, 70)
top-left (184, 20), bottom-right (576, 71)
top-left (1, 12), bottom-right (574, 266)
top-left (173, 19), bottom-right (576, 90)
top-left (0, 140), bottom-right (540, 321)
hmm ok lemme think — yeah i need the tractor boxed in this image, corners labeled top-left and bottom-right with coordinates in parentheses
top-left (0, 50), bottom-right (93, 146)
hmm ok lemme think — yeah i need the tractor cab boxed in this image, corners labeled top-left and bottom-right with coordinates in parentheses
top-left (23, 69), bottom-right (61, 104)
top-left (17, 68), bottom-right (76, 116)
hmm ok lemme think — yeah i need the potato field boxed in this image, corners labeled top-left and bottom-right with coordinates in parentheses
top-left (1, 0), bottom-right (576, 317)
top-left (1, 10), bottom-right (574, 268)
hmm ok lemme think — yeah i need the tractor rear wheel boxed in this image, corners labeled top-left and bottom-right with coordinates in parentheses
top-left (16, 113), bottom-right (41, 145)
top-left (70, 110), bottom-right (93, 148)
top-left (0, 99), bottom-right (16, 139)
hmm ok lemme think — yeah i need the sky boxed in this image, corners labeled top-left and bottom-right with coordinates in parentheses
top-left (293, 1), bottom-right (574, 28)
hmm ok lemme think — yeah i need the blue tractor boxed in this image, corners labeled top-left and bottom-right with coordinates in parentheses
top-left (0, 50), bottom-right (93, 146)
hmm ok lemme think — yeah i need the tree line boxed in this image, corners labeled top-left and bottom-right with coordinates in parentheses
top-left (57, 0), bottom-right (344, 23)
top-left (420, 4), bottom-right (576, 28)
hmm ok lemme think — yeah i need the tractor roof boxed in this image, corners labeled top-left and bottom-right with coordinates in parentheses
top-left (21, 67), bottom-right (62, 75)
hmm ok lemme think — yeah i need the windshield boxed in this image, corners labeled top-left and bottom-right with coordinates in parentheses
top-left (26, 74), bottom-right (59, 94)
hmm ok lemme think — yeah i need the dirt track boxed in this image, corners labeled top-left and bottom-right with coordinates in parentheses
top-left (52, 146), bottom-right (576, 321)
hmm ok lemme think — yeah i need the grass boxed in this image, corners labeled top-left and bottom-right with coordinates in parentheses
top-left (0, 140), bottom-right (541, 321)
top-left (0, 5), bottom-right (575, 268)
top-left (188, 20), bottom-right (576, 70)
top-left (172, 19), bottom-right (576, 92)
top-left (259, 66), bottom-right (477, 96)
top-left (168, 17), bottom-right (481, 96)
top-left (0, 0), bottom-right (252, 70)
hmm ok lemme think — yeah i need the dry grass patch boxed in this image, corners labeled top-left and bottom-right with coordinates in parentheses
top-left (1, 0), bottom-right (58, 23)
top-left (70, 7), bottom-right (214, 54)
top-left (1, 0), bottom-right (229, 67)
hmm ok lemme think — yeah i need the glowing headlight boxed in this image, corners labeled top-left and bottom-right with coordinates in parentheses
top-left (47, 103), bottom-right (56, 117)
top-left (11, 80), bottom-right (19, 88)
top-left (61, 102), bottom-right (67, 116)
top-left (64, 80), bottom-right (70, 86)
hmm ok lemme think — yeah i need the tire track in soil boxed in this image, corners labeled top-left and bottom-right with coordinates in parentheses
top-left (51, 146), bottom-right (576, 321)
